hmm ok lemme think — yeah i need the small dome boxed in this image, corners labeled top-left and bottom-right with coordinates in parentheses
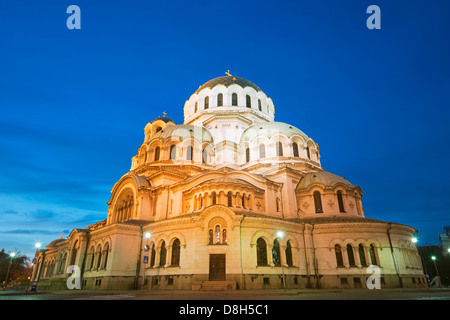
top-left (240, 122), bottom-right (309, 143)
top-left (200, 177), bottom-right (255, 188)
top-left (195, 76), bottom-right (262, 94)
top-left (151, 116), bottom-right (175, 124)
top-left (151, 124), bottom-right (213, 143)
top-left (296, 171), bottom-right (355, 190)
top-left (46, 238), bottom-right (66, 248)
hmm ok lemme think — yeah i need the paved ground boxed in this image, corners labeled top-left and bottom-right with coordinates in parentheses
top-left (2, 288), bottom-right (448, 319)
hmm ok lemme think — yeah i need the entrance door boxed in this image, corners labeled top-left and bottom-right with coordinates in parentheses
top-left (209, 254), bottom-right (226, 281)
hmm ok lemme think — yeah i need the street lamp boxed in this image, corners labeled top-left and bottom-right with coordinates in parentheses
top-left (276, 231), bottom-right (286, 291)
top-left (3, 252), bottom-right (16, 291)
top-left (27, 243), bottom-right (42, 293)
top-left (410, 237), bottom-right (428, 288)
top-left (431, 256), bottom-right (441, 287)
top-left (142, 232), bottom-right (151, 291)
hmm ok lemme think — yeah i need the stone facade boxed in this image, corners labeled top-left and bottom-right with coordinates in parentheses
top-left (32, 74), bottom-right (426, 290)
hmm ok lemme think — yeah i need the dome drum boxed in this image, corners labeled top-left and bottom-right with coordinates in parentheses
top-left (184, 76), bottom-right (275, 124)
top-left (296, 171), bottom-right (364, 218)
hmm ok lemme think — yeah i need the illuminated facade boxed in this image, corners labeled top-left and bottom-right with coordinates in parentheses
top-left (32, 74), bottom-right (426, 290)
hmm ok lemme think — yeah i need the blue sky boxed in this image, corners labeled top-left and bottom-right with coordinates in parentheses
top-left (0, 0), bottom-right (449, 258)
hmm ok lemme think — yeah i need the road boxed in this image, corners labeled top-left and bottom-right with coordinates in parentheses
top-left (2, 288), bottom-right (448, 319)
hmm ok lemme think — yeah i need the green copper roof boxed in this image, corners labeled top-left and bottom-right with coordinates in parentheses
top-left (195, 76), bottom-right (262, 94)
top-left (151, 124), bottom-right (213, 143)
top-left (296, 171), bottom-right (356, 190)
top-left (240, 122), bottom-right (309, 143)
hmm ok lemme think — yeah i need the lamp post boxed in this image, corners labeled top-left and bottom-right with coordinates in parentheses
top-left (142, 232), bottom-right (151, 291)
top-left (3, 252), bottom-right (16, 291)
top-left (431, 256), bottom-right (441, 287)
top-left (276, 231), bottom-right (287, 291)
top-left (410, 236), bottom-right (428, 288)
top-left (26, 243), bottom-right (41, 293)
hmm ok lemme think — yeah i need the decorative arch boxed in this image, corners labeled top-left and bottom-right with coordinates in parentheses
top-left (112, 188), bottom-right (135, 223)
top-left (167, 232), bottom-right (187, 247)
top-left (250, 230), bottom-right (275, 247)
top-left (199, 204), bottom-right (236, 228)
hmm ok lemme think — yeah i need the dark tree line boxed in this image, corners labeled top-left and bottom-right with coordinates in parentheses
top-left (0, 249), bottom-right (32, 285)
top-left (418, 245), bottom-right (450, 286)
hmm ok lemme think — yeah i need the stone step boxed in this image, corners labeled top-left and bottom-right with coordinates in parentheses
top-left (192, 281), bottom-right (236, 291)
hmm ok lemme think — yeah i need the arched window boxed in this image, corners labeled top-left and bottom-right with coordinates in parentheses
top-left (159, 241), bottom-right (167, 267)
top-left (245, 147), bottom-right (250, 163)
top-left (358, 244), bottom-right (367, 267)
top-left (337, 190), bottom-right (345, 213)
top-left (232, 93), bottom-right (238, 106)
top-left (335, 244), bottom-right (344, 267)
top-left (96, 244), bottom-right (102, 269)
top-left (369, 244), bottom-right (378, 265)
top-left (194, 101), bottom-right (198, 112)
top-left (156, 127), bottom-right (162, 133)
top-left (306, 146), bottom-right (311, 159)
top-left (241, 194), bottom-right (246, 209)
top-left (88, 246), bottom-right (95, 270)
top-left (154, 147), bottom-right (160, 161)
top-left (212, 192), bottom-right (217, 205)
top-left (272, 239), bottom-right (281, 266)
top-left (246, 95), bottom-right (251, 108)
top-left (143, 148), bottom-right (148, 163)
top-left (259, 144), bottom-right (266, 158)
top-left (256, 238), bottom-right (268, 266)
top-left (258, 99), bottom-right (262, 111)
top-left (170, 145), bottom-right (176, 160)
top-left (276, 142), bottom-right (283, 157)
top-left (292, 142), bottom-right (299, 157)
top-left (208, 229), bottom-right (214, 245)
top-left (150, 244), bottom-right (156, 267)
top-left (215, 225), bottom-right (221, 244)
top-left (217, 93), bottom-right (223, 106)
top-left (171, 238), bottom-right (180, 266)
top-left (70, 240), bottom-right (79, 266)
top-left (102, 243), bottom-right (109, 269)
top-left (313, 191), bottom-right (323, 213)
top-left (204, 96), bottom-right (209, 109)
top-left (286, 240), bottom-right (293, 267)
top-left (276, 197), bottom-right (281, 212)
top-left (61, 253), bottom-right (67, 274)
top-left (227, 192), bottom-right (233, 207)
top-left (202, 148), bottom-right (208, 164)
top-left (222, 229), bottom-right (227, 244)
top-left (186, 145), bottom-right (193, 161)
top-left (403, 247), bottom-right (411, 267)
top-left (347, 244), bottom-right (356, 266)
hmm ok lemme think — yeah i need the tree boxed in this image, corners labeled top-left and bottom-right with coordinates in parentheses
top-left (0, 249), bottom-right (32, 286)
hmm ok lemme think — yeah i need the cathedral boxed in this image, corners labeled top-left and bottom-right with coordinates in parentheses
top-left (32, 73), bottom-right (426, 290)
